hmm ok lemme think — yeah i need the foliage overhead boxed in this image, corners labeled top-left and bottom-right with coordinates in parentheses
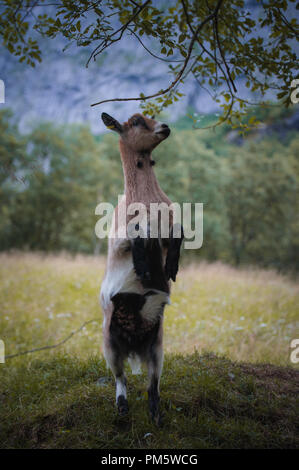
top-left (0, 0), bottom-right (298, 126)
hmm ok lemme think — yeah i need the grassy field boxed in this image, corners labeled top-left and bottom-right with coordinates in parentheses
top-left (0, 253), bottom-right (298, 448)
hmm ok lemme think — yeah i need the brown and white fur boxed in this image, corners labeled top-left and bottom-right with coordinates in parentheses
top-left (100, 112), bottom-right (183, 424)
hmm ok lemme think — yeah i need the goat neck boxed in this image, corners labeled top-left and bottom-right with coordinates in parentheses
top-left (119, 139), bottom-right (171, 208)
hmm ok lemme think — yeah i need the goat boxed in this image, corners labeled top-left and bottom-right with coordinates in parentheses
top-left (100, 112), bottom-right (184, 424)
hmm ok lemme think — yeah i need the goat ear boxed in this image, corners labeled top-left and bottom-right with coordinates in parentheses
top-left (101, 112), bottom-right (123, 134)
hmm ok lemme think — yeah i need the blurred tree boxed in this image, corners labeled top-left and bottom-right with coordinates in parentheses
top-left (0, 0), bottom-right (298, 125)
top-left (0, 109), bottom-right (31, 250)
top-left (154, 129), bottom-right (230, 260)
top-left (0, 108), bottom-right (28, 185)
top-left (225, 136), bottom-right (299, 269)
top-left (1, 121), bottom-right (119, 252)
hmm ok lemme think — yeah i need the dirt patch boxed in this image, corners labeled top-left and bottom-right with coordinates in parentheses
top-left (240, 363), bottom-right (299, 396)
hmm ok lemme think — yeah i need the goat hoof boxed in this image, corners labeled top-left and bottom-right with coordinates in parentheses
top-left (117, 395), bottom-right (129, 416)
top-left (151, 411), bottom-right (162, 427)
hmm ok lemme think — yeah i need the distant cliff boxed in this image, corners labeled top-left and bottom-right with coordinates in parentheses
top-left (0, 33), bottom-right (205, 133)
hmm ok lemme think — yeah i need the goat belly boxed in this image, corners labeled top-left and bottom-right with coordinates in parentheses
top-left (110, 292), bottom-right (164, 355)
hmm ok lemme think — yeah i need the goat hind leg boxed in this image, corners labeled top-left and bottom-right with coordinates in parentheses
top-left (104, 342), bottom-right (128, 415)
top-left (116, 371), bottom-right (128, 416)
top-left (147, 343), bottom-right (164, 425)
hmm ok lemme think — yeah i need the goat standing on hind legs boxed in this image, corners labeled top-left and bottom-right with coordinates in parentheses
top-left (100, 112), bottom-right (184, 425)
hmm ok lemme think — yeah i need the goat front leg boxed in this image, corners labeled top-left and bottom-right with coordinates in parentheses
top-left (129, 223), bottom-right (151, 282)
top-left (104, 341), bottom-right (128, 416)
top-left (165, 224), bottom-right (184, 282)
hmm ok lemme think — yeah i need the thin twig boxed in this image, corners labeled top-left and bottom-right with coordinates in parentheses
top-left (129, 0), bottom-right (142, 7)
top-left (181, 0), bottom-right (233, 96)
top-left (91, 0), bottom-right (224, 107)
top-left (86, 0), bottom-right (151, 67)
top-left (276, 7), bottom-right (299, 38)
top-left (213, 5), bottom-right (237, 93)
top-left (127, 27), bottom-right (186, 63)
top-left (195, 95), bottom-right (235, 130)
top-left (5, 319), bottom-right (99, 360)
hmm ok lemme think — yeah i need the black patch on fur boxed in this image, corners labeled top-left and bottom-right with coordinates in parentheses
top-left (131, 236), bottom-right (151, 282)
top-left (110, 292), bottom-right (162, 357)
top-left (165, 224), bottom-right (184, 282)
top-left (101, 112), bottom-right (123, 133)
top-left (111, 292), bottom-right (145, 313)
top-left (137, 116), bottom-right (150, 130)
top-left (131, 235), bottom-right (169, 293)
top-left (143, 238), bottom-right (169, 293)
top-left (139, 150), bottom-right (150, 159)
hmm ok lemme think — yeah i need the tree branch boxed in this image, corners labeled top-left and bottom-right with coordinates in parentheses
top-left (181, 0), bottom-right (235, 96)
top-left (127, 27), bottom-right (186, 63)
top-left (5, 319), bottom-right (99, 360)
top-left (91, 0), bottom-right (224, 107)
top-left (214, 6), bottom-right (237, 93)
top-left (276, 7), bottom-right (299, 39)
top-left (194, 95), bottom-right (234, 130)
top-left (86, 0), bottom-right (151, 67)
